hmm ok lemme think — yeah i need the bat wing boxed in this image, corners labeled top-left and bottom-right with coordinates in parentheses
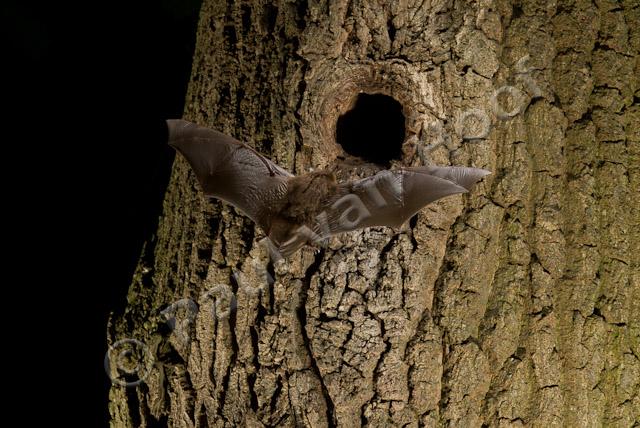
top-left (167, 120), bottom-right (293, 232)
top-left (309, 165), bottom-right (490, 237)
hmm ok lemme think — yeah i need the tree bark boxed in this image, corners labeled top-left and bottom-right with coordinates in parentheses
top-left (107, 0), bottom-right (639, 426)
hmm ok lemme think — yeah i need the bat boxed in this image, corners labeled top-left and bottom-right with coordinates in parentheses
top-left (167, 119), bottom-right (490, 257)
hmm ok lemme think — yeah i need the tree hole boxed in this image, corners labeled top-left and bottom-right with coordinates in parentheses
top-left (336, 93), bottom-right (405, 166)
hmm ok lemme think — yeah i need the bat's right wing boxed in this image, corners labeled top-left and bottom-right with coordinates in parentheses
top-left (167, 120), bottom-right (293, 233)
top-left (310, 165), bottom-right (490, 237)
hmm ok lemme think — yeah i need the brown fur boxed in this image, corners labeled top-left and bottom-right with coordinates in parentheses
top-left (280, 171), bottom-right (338, 224)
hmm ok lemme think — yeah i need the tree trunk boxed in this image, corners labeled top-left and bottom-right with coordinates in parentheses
top-left (107, 0), bottom-right (639, 426)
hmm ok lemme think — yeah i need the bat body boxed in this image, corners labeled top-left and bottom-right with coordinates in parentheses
top-left (168, 119), bottom-right (490, 257)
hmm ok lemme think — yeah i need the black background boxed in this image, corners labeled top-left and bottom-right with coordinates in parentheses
top-left (7, 0), bottom-right (202, 423)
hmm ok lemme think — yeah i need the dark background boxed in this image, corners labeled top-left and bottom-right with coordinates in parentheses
top-left (6, 0), bottom-right (202, 424)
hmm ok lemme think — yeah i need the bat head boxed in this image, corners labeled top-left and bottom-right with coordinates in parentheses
top-left (267, 216), bottom-right (312, 258)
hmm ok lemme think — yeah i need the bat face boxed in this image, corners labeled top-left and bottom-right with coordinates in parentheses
top-left (167, 120), bottom-right (491, 258)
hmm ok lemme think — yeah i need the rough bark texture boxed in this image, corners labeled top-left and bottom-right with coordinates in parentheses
top-left (108, 0), bottom-right (639, 426)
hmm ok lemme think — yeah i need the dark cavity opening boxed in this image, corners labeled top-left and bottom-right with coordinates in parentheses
top-left (336, 93), bottom-right (405, 166)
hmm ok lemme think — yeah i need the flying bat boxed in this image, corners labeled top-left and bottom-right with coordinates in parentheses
top-left (167, 119), bottom-right (490, 257)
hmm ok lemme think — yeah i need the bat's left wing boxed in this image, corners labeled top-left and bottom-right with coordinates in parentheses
top-left (167, 119), bottom-right (293, 233)
top-left (308, 165), bottom-right (490, 238)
